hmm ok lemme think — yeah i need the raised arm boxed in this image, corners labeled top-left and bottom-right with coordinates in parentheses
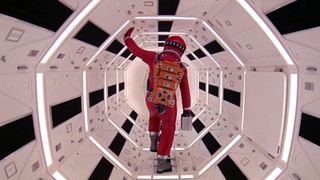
top-left (123, 27), bottom-right (155, 64)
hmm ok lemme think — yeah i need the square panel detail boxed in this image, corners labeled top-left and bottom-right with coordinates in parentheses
top-left (240, 157), bottom-right (249, 166)
top-left (5, 161), bottom-right (17, 178)
top-left (6, 28), bottom-right (25, 42)
top-left (32, 161), bottom-right (40, 172)
top-left (66, 123), bottom-right (72, 133)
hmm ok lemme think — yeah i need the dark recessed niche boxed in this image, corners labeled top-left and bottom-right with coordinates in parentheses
top-left (89, 157), bottom-right (114, 180)
top-left (267, 1), bottom-right (320, 34)
top-left (186, 54), bottom-right (195, 61)
top-left (0, 114), bottom-right (35, 160)
top-left (199, 82), bottom-right (206, 91)
top-left (223, 88), bottom-right (241, 107)
top-left (109, 133), bottom-right (126, 156)
top-left (122, 120), bottom-right (134, 134)
top-left (204, 40), bottom-right (224, 54)
top-left (158, 0), bottom-right (180, 15)
top-left (0, 0), bottom-right (73, 32)
top-left (121, 49), bottom-right (132, 58)
top-left (193, 49), bottom-right (206, 59)
top-left (108, 84), bottom-right (117, 97)
top-left (129, 110), bottom-right (138, 120)
top-left (158, 35), bottom-right (169, 46)
top-left (192, 119), bottom-right (205, 133)
top-left (119, 82), bottom-right (125, 92)
top-left (299, 112), bottom-right (320, 147)
top-left (158, 21), bottom-right (173, 32)
top-left (51, 96), bottom-right (82, 128)
top-left (129, 55), bottom-right (136, 60)
top-left (89, 88), bottom-right (104, 107)
top-left (218, 156), bottom-right (248, 180)
top-left (209, 84), bottom-right (219, 97)
top-left (202, 132), bottom-right (221, 155)
top-left (106, 40), bottom-right (125, 55)
top-left (74, 21), bottom-right (110, 47)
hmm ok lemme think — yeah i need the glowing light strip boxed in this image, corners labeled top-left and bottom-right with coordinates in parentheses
top-left (180, 175), bottom-right (195, 179)
top-left (202, 21), bottom-right (245, 67)
top-left (137, 175), bottom-right (194, 179)
top-left (52, 171), bottom-right (67, 180)
top-left (137, 175), bottom-right (152, 179)
top-left (135, 16), bottom-right (197, 21)
top-left (139, 32), bottom-right (187, 35)
top-left (265, 167), bottom-right (283, 180)
top-left (237, 0), bottom-right (294, 65)
top-left (107, 118), bottom-right (139, 148)
top-left (86, 20), bottom-right (130, 66)
top-left (199, 135), bottom-right (241, 175)
top-left (142, 147), bottom-right (185, 151)
top-left (82, 71), bottom-right (89, 132)
top-left (89, 136), bottom-right (132, 176)
top-left (36, 73), bottom-right (53, 166)
top-left (104, 70), bottom-right (108, 117)
top-left (153, 175), bottom-right (179, 179)
top-left (116, 62), bottom-right (119, 104)
top-left (219, 70), bottom-right (223, 115)
top-left (282, 74), bottom-right (298, 162)
top-left (241, 71), bottom-right (247, 130)
top-left (41, 0), bottom-right (101, 64)
top-left (118, 50), bottom-right (131, 68)
top-left (185, 48), bottom-right (206, 105)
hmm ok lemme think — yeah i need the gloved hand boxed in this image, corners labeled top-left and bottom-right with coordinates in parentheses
top-left (181, 109), bottom-right (191, 117)
top-left (123, 27), bottom-right (134, 41)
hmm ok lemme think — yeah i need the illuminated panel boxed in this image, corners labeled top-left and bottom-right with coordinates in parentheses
top-left (0, 0), bottom-right (73, 32)
top-left (0, 114), bottom-right (35, 160)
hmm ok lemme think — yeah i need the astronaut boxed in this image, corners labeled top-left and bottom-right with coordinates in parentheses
top-left (124, 27), bottom-right (191, 173)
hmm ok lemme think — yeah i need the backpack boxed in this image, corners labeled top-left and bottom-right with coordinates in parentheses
top-left (148, 53), bottom-right (184, 114)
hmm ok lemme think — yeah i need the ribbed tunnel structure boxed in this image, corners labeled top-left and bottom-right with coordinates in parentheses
top-left (1, 0), bottom-right (320, 179)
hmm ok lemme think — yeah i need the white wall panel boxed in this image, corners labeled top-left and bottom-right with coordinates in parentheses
top-left (243, 72), bottom-right (287, 157)
top-left (59, 140), bottom-right (102, 180)
top-left (214, 1), bottom-right (256, 36)
top-left (228, 138), bottom-right (275, 179)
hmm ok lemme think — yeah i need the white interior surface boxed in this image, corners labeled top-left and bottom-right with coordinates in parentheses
top-left (243, 72), bottom-right (287, 157)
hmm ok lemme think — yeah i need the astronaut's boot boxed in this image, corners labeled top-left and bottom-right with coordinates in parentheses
top-left (157, 156), bottom-right (172, 173)
top-left (150, 132), bottom-right (159, 152)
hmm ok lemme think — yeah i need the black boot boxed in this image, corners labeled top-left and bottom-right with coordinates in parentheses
top-left (150, 134), bottom-right (159, 152)
top-left (157, 157), bottom-right (172, 173)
